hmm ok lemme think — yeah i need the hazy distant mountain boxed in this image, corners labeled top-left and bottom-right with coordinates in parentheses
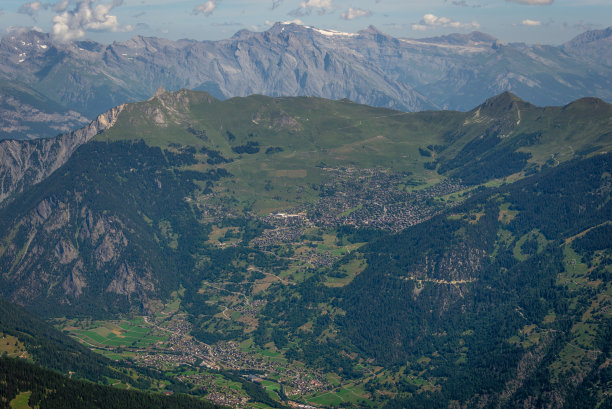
top-left (0, 79), bottom-right (89, 140)
top-left (562, 26), bottom-right (612, 67)
top-left (1, 23), bottom-right (611, 139)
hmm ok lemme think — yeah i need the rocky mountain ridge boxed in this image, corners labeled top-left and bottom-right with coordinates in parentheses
top-left (1, 23), bottom-right (611, 139)
top-left (562, 26), bottom-right (612, 67)
top-left (0, 103), bottom-right (124, 203)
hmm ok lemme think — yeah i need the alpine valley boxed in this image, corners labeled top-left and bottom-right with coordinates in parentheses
top-left (0, 86), bottom-right (610, 408)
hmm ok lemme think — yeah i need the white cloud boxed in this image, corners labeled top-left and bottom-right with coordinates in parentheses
top-left (7, 25), bottom-right (44, 34)
top-left (192, 1), bottom-right (216, 16)
top-left (521, 19), bottom-right (541, 26)
top-left (51, 0), bottom-right (132, 42)
top-left (290, 0), bottom-right (333, 16)
top-left (301, 0), bottom-right (332, 8)
top-left (506, 0), bottom-right (553, 4)
top-left (0, 9), bottom-right (3, 17)
top-left (53, 0), bottom-right (70, 12)
top-left (18, 1), bottom-right (46, 17)
top-left (412, 14), bottom-right (480, 31)
top-left (340, 7), bottom-right (371, 20)
top-left (282, 19), bottom-right (303, 25)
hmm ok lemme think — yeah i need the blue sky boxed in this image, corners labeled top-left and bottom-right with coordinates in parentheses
top-left (0, 0), bottom-right (610, 44)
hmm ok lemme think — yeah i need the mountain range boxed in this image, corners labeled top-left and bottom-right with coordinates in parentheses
top-left (1, 23), bottom-right (611, 139)
top-left (1, 89), bottom-right (610, 313)
top-left (0, 89), bottom-right (610, 408)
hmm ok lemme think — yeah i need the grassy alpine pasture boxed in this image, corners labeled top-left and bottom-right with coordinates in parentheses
top-left (9, 391), bottom-right (32, 409)
top-left (97, 90), bottom-right (612, 215)
top-left (69, 319), bottom-right (167, 349)
top-left (0, 333), bottom-right (29, 359)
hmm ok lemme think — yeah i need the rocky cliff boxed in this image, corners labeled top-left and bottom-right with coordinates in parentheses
top-left (1, 23), bottom-right (611, 128)
top-left (0, 104), bottom-right (124, 203)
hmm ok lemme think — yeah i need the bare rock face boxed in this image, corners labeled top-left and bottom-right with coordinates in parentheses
top-left (144, 87), bottom-right (216, 127)
top-left (0, 104), bottom-right (124, 204)
top-left (54, 240), bottom-right (78, 265)
top-left (106, 263), bottom-right (155, 297)
top-left (62, 261), bottom-right (87, 297)
top-left (2, 23), bottom-right (611, 135)
top-left (0, 193), bottom-right (159, 314)
top-left (0, 129), bottom-right (182, 316)
top-left (95, 227), bottom-right (128, 268)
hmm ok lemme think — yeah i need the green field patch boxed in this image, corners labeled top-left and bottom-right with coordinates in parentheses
top-left (251, 404), bottom-right (276, 409)
top-left (10, 391), bottom-right (32, 409)
top-left (416, 356), bottom-right (431, 365)
top-left (307, 391), bottom-right (344, 406)
top-left (163, 297), bottom-right (181, 314)
top-left (324, 256), bottom-right (367, 288)
top-left (240, 338), bottom-right (254, 351)
top-left (336, 385), bottom-right (371, 403)
top-left (563, 246), bottom-right (589, 275)
top-left (513, 229), bottom-right (547, 261)
top-left (404, 175), bottom-right (445, 192)
top-left (306, 384), bottom-right (373, 407)
top-left (339, 204), bottom-right (363, 217)
top-left (542, 312), bottom-right (556, 324)
top-left (439, 186), bottom-right (475, 204)
top-left (558, 245), bottom-right (590, 289)
top-left (207, 226), bottom-right (241, 246)
top-left (260, 380), bottom-right (281, 391)
top-left (330, 248), bottom-right (349, 256)
top-left (255, 347), bottom-right (287, 364)
top-left (69, 319), bottom-right (167, 348)
top-left (316, 244), bottom-right (333, 253)
top-left (257, 348), bottom-right (281, 358)
top-left (326, 373), bottom-right (343, 387)
top-left (498, 202), bottom-right (518, 224)
top-left (0, 334), bottom-right (28, 359)
top-left (72, 330), bottom-right (109, 347)
top-left (265, 388), bottom-right (281, 401)
top-left (493, 228), bottom-right (514, 257)
top-left (211, 373), bottom-right (244, 391)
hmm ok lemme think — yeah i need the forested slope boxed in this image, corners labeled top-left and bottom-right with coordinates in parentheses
top-left (255, 153), bottom-right (612, 408)
top-left (0, 357), bottom-right (226, 409)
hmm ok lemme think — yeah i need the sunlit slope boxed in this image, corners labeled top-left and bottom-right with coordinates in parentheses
top-left (99, 89), bottom-right (612, 210)
top-left (0, 89), bottom-right (610, 316)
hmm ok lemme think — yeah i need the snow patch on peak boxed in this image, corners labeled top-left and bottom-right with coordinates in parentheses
top-left (310, 27), bottom-right (357, 37)
top-left (277, 22), bottom-right (357, 37)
